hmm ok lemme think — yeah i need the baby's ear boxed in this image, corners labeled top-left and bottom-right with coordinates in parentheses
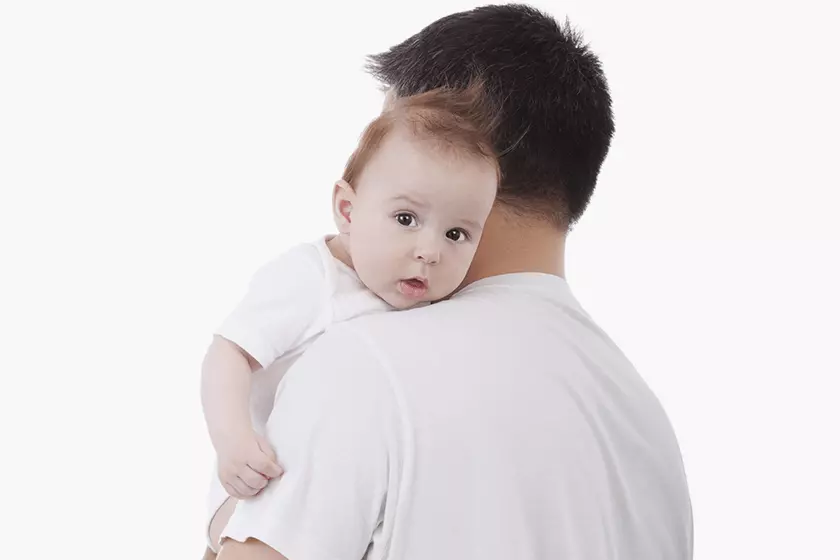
top-left (332, 180), bottom-right (355, 234)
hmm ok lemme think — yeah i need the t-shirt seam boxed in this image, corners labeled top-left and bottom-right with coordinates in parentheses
top-left (344, 324), bottom-right (414, 560)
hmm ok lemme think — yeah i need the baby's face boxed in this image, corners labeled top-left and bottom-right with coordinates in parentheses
top-left (344, 128), bottom-right (497, 309)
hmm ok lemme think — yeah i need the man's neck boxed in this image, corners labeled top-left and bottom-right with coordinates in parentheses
top-left (462, 207), bottom-right (566, 286)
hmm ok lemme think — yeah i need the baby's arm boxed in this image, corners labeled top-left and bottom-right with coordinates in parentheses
top-left (202, 336), bottom-right (258, 444)
top-left (201, 336), bottom-right (283, 499)
top-left (201, 244), bottom-right (326, 500)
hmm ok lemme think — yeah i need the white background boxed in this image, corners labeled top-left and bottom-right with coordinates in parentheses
top-left (1, 1), bottom-right (838, 558)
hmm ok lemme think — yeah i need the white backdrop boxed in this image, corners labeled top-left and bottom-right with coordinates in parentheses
top-left (1, 1), bottom-right (838, 558)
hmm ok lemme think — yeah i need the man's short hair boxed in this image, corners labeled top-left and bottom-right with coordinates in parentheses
top-left (366, 4), bottom-right (615, 227)
top-left (343, 80), bottom-right (500, 187)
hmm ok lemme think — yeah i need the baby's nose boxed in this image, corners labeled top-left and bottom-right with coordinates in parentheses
top-left (414, 245), bottom-right (440, 265)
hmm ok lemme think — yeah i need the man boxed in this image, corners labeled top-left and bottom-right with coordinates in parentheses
top-left (214, 5), bottom-right (693, 559)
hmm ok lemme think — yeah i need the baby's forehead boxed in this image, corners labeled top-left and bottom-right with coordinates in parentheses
top-left (378, 183), bottom-right (493, 221)
top-left (356, 128), bottom-right (497, 215)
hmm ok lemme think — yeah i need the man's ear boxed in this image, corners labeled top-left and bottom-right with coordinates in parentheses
top-left (332, 180), bottom-right (355, 234)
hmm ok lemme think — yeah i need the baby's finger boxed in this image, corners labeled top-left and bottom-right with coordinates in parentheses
top-left (227, 475), bottom-right (256, 497)
top-left (223, 481), bottom-right (247, 500)
top-left (255, 434), bottom-right (278, 463)
top-left (248, 454), bottom-right (283, 479)
top-left (239, 466), bottom-right (268, 491)
top-left (236, 475), bottom-right (261, 496)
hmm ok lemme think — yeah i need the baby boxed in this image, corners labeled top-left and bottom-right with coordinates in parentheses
top-left (201, 82), bottom-right (499, 553)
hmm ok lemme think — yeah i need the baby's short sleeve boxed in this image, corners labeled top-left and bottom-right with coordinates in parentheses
top-left (215, 243), bottom-right (328, 369)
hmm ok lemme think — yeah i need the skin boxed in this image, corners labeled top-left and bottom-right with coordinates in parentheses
top-left (329, 124), bottom-right (499, 309)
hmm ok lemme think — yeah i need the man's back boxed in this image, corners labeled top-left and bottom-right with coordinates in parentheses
top-left (355, 273), bottom-right (693, 559)
top-left (221, 273), bottom-right (693, 560)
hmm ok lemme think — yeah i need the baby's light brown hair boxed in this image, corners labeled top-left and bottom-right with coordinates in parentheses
top-left (342, 79), bottom-right (501, 187)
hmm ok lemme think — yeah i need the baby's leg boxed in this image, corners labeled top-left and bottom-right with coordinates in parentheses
top-left (207, 496), bottom-right (238, 555)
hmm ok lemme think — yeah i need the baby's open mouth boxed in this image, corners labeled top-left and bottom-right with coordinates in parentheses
top-left (398, 277), bottom-right (428, 299)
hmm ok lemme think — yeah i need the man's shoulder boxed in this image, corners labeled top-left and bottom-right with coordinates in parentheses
top-left (289, 318), bottom-right (394, 384)
top-left (321, 299), bottom-right (475, 363)
top-left (345, 300), bottom-right (463, 337)
top-left (281, 319), bottom-right (402, 420)
top-left (299, 306), bottom-right (441, 370)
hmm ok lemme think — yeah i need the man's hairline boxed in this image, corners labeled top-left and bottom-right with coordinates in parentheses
top-left (383, 89), bottom-right (572, 231)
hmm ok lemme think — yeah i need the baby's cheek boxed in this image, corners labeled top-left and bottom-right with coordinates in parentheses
top-left (451, 252), bottom-right (475, 280)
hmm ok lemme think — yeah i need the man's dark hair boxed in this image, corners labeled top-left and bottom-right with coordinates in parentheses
top-left (366, 4), bottom-right (614, 228)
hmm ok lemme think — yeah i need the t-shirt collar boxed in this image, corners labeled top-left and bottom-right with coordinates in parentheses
top-left (457, 272), bottom-right (572, 298)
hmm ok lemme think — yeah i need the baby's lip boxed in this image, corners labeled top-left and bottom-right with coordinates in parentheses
top-left (398, 277), bottom-right (429, 299)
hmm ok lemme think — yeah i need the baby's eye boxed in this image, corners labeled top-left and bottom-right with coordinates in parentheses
top-left (446, 228), bottom-right (470, 242)
top-left (395, 212), bottom-right (417, 227)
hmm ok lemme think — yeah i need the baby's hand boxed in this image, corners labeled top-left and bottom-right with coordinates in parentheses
top-left (217, 431), bottom-right (284, 499)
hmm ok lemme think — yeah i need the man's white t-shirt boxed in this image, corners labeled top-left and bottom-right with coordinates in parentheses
top-left (221, 273), bottom-right (694, 559)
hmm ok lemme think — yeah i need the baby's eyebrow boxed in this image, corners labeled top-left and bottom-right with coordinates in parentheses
top-left (389, 194), bottom-right (428, 208)
top-left (458, 218), bottom-right (483, 232)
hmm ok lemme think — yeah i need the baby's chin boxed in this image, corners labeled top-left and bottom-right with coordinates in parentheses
top-left (385, 297), bottom-right (432, 311)
top-left (382, 291), bottom-right (451, 310)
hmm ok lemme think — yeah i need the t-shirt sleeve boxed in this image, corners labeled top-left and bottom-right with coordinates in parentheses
top-left (220, 325), bottom-right (398, 560)
top-left (215, 245), bottom-right (327, 369)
